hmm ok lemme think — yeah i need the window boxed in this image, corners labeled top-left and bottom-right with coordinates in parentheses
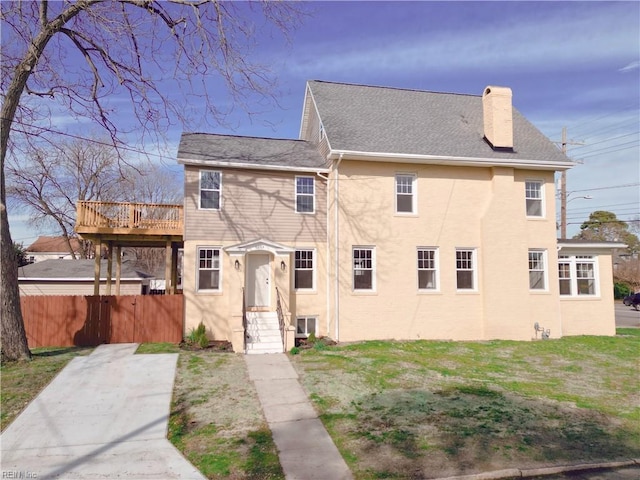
top-left (456, 249), bottom-right (476, 290)
top-left (528, 250), bottom-right (546, 290)
top-left (525, 180), bottom-right (543, 217)
top-left (558, 255), bottom-right (597, 296)
top-left (296, 316), bottom-right (317, 338)
top-left (197, 247), bottom-right (221, 291)
top-left (396, 174), bottom-right (416, 214)
top-left (353, 247), bottom-right (375, 291)
top-left (296, 176), bottom-right (315, 213)
top-left (200, 170), bottom-right (221, 210)
top-left (417, 248), bottom-right (438, 290)
top-left (294, 249), bottom-right (314, 290)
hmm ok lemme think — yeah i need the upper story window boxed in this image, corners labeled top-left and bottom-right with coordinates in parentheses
top-left (558, 255), bottom-right (597, 296)
top-left (456, 248), bottom-right (476, 290)
top-left (294, 249), bottom-right (314, 290)
top-left (353, 247), bottom-right (375, 291)
top-left (417, 248), bottom-right (438, 290)
top-left (296, 176), bottom-right (315, 213)
top-left (396, 174), bottom-right (416, 214)
top-left (525, 180), bottom-right (543, 217)
top-left (197, 247), bottom-right (221, 291)
top-left (528, 250), bottom-right (547, 290)
top-left (200, 170), bottom-right (221, 210)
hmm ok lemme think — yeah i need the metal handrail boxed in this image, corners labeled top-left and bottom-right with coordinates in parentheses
top-left (275, 287), bottom-right (286, 351)
top-left (242, 287), bottom-right (248, 351)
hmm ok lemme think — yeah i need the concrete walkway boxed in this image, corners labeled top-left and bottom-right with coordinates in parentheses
top-left (245, 353), bottom-right (353, 480)
top-left (0, 344), bottom-right (204, 480)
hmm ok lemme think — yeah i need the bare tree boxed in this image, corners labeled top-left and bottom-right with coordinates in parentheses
top-left (1, 1), bottom-right (301, 361)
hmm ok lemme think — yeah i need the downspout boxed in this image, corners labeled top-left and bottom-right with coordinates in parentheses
top-left (317, 171), bottom-right (330, 340)
top-left (334, 154), bottom-right (343, 341)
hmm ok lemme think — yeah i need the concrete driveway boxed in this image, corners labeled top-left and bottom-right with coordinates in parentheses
top-left (0, 344), bottom-right (204, 479)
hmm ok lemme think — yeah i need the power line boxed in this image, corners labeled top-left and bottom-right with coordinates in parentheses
top-left (568, 131), bottom-right (639, 151)
top-left (569, 183), bottom-right (640, 193)
top-left (577, 143), bottom-right (639, 160)
top-left (568, 105), bottom-right (639, 134)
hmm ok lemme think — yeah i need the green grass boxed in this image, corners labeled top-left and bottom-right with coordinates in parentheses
top-left (135, 342), bottom-right (181, 354)
top-left (1, 346), bottom-right (93, 431)
top-left (292, 331), bottom-right (640, 479)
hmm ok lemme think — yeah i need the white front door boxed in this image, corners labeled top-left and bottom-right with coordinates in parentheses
top-left (247, 254), bottom-right (270, 307)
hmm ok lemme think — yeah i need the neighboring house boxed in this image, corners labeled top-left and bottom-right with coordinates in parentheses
top-left (177, 80), bottom-right (624, 353)
top-left (25, 236), bottom-right (83, 264)
top-left (18, 259), bottom-right (152, 296)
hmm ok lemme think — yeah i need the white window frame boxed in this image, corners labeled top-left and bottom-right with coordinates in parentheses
top-left (395, 173), bottom-right (417, 214)
top-left (199, 170), bottom-right (221, 210)
top-left (525, 180), bottom-right (544, 218)
top-left (353, 246), bottom-right (376, 292)
top-left (296, 316), bottom-right (318, 338)
top-left (456, 248), bottom-right (477, 291)
top-left (295, 176), bottom-right (315, 214)
top-left (558, 254), bottom-right (599, 297)
top-left (197, 247), bottom-right (222, 292)
top-left (528, 249), bottom-right (547, 291)
top-left (294, 249), bottom-right (315, 291)
top-left (417, 247), bottom-right (439, 291)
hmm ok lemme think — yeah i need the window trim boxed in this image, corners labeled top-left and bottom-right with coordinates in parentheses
top-left (456, 248), bottom-right (477, 292)
top-left (296, 316), bottom-right (318, 338)
top-left (395, 173), bottom-right (417, 215)
top-left (417, 247), bottom-right (439, 292)
top-left (525, 179), bottom-right (544, 218)
top-left (196, 246), bottom-right (222, 293)
top-left (352, 246), bottom-right (376, 292)
top-left (528, 249), bottom-right (548, 291)
top-left (558, 254), bottom-right (599, 297)
top-left (199, 170), bottom-right (221, 210)
top-left (295, 175), bottom-right (315, 214)
top-left (294, 248), bottom-right (316, 292)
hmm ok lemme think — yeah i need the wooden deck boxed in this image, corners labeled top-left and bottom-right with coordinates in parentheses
top-left (75, 201), bottom-right (183, 237)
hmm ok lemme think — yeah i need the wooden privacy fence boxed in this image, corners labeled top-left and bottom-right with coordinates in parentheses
top-left (21, 295), bottom-right (184, 348)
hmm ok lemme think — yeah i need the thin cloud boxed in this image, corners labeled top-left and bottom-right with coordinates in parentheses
top-left (619, 61), bottom-right (640, 73)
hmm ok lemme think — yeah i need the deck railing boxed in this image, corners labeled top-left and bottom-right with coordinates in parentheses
top-left (76, 200), bottom-right (183, 235)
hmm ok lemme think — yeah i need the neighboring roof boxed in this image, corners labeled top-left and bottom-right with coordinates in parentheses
top-left (306, 80), bottom-right (572, 165)
top-left (177, 133), bottom-right (329, 172)
top-left (26, 236), bottom-right (82, 254)
top-left (18, 259), bottom-right (152, 281)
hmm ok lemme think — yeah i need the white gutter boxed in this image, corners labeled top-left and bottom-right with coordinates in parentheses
top-left (334, 153), bottom-right (343, 341)
top-left (558, 241), bottom-right (627, 250)
top-left (18, 277), bottom-right (143, 281)
top-left (328, 150), bottom-right (575, 171)
top-left (177, 157), bottom-right (330, 174)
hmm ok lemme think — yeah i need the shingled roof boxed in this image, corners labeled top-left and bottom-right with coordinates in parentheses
top-left (306, 80), bottom-right (571, 164)
top-left (26, 236), bottom-right (82, 254)
top-left (177, 133), bottom-right (328, 172)
top-left (18, 259), bottom-right (152, 280)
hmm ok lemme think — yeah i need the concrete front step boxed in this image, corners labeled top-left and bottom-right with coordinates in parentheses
top-left (246, 342), bottom-right (284, 354)
top-left (245, 311), bottom-right (284, 354)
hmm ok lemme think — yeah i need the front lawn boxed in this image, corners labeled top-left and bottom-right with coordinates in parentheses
top-left (290, 329), bottom-right (640, 479)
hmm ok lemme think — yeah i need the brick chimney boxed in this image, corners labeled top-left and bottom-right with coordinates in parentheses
top-left (482, 86), bottom-right (513, 150)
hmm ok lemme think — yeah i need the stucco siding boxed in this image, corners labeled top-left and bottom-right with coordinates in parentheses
top-left (184, 166), bottom-right (327, 244)
top-left (333, 160), bottom-right (563, 342)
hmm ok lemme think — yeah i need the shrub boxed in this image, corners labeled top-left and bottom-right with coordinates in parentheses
top-left (290, 346), bottom-right (300, 355)
top-left (186, 322), bottom-right (209, 349)
top-left (614, 282), bottom-right (632, 299)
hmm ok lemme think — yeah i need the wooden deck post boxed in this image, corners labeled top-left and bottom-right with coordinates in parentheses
top-left (115, 245), bottom-right (122, 295)
top-left (106, 241), bottom-right (113, 295)
top-left (94, 238), bottom-right (101, 296)
top-left (171, 243), bottom-right (179, 294)
top-left (165, 240), bottom-right (172, 295)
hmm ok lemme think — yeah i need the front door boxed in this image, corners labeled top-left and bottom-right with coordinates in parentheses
top-left (247, 254), bottom-right (270, 308)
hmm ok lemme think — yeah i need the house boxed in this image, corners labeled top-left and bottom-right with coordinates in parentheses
top-left (25, 236), bottom-right (83, 264)
top-left (18, 259), bottom-right (152, 296)
top-left (177, 80), bottom-right (623, 353)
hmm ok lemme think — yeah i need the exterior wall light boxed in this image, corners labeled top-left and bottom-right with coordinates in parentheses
top-left (280, 260), bottom-right (286, 271)
top-left (234, 259), bottom-right (240, 270)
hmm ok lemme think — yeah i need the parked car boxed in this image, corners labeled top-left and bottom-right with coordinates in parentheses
top-left (622, 293), bottom-right (640, 310)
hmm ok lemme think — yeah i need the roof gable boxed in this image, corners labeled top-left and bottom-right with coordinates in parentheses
top-left (18, 259), bottom-right (152, 280)
top-left (26, 236), bottom-right (82, 254)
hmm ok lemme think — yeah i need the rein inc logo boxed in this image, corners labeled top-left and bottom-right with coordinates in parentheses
top-left (2, 472), bottom-right (37, 479)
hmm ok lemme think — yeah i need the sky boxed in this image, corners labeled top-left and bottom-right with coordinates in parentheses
top-left (7, 0), bottom-right (640, 246)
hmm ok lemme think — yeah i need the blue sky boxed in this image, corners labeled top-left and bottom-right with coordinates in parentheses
top-left (8, 1), bottom-right (640, 245)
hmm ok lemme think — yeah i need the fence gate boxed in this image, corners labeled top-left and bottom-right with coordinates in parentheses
top-left (21, 295), bottom-right (184, 348)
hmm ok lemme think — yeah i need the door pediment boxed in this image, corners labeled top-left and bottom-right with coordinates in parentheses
top-left (224, 238), bottom-right (294, 256)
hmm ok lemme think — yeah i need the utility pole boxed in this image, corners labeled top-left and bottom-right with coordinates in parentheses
top-left (558, 127), bottom-right (583, 239)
